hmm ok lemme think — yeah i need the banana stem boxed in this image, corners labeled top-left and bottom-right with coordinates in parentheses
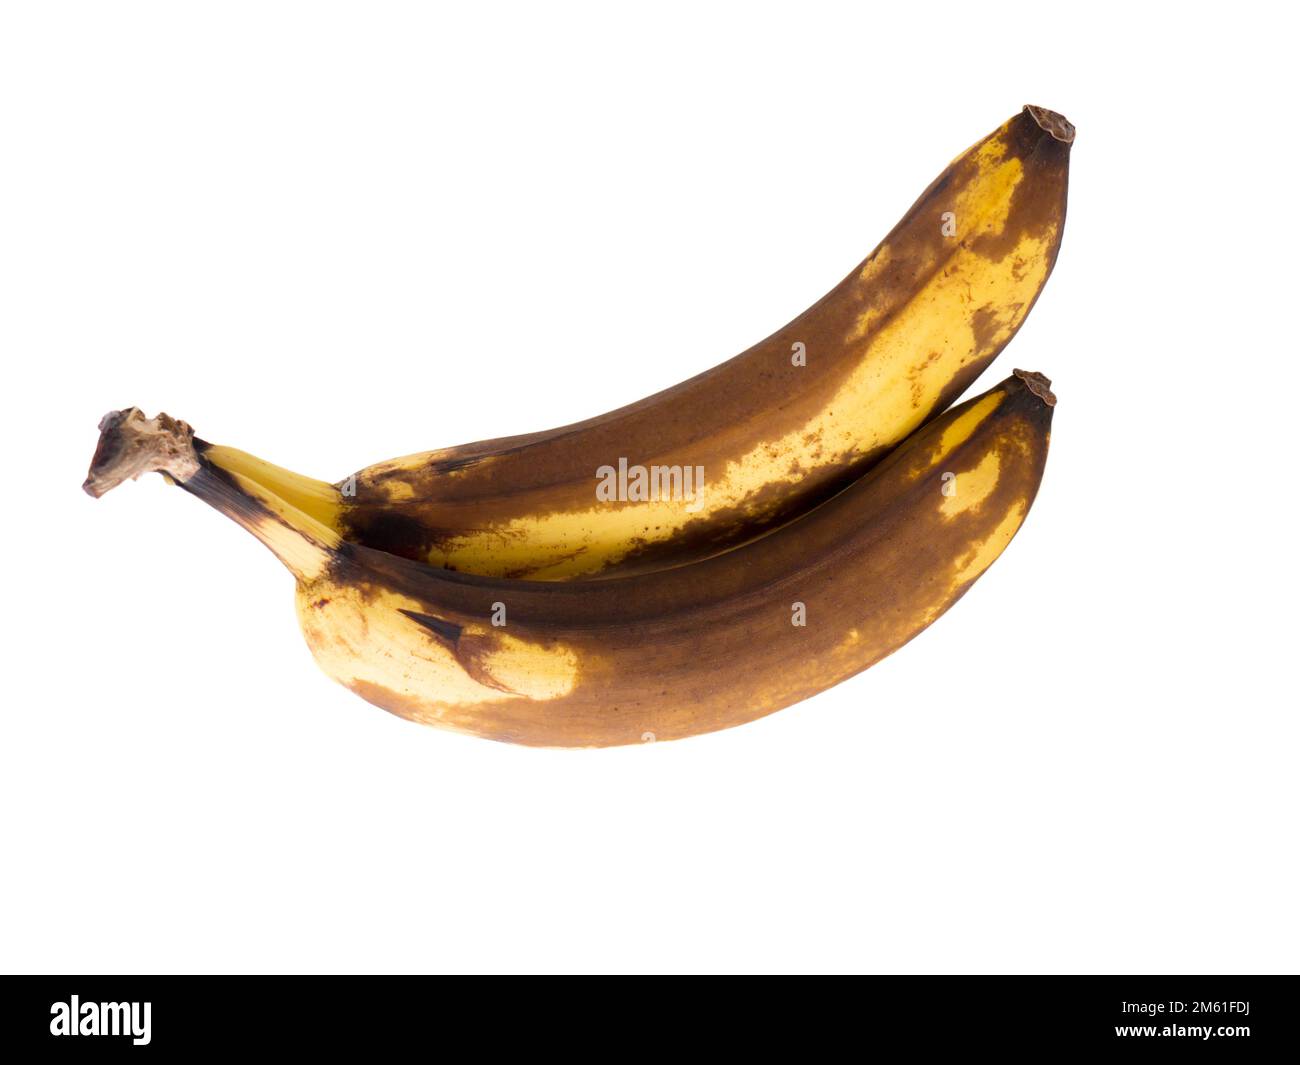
top-left (82, 409), bottom-right (200, 497)
top-left (84, 408), bottom-right (339, 581)
top-left (198, 444), bottom-right (344, 531)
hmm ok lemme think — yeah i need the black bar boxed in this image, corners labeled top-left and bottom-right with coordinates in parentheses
top-left (0, 976), bottom-right (1292, 1053)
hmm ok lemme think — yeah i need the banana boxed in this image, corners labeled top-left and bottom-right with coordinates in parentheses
top-left (202, 105), bottom-right (1072, 579)
top-left (84, 371), bottom-right (1055, 747)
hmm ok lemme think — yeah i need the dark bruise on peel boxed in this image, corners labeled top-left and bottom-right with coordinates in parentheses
top-left (345, 510), bottom-right (441, 565)
top-left (398, 609), bottom-right (463, 647)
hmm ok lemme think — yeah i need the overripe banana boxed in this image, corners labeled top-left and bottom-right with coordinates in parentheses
top-left (84, 371), bottom-right (1054, 747)
top-left (202, 105), bottom-right (1072, 579)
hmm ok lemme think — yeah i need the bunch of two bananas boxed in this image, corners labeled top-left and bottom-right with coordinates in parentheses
top-left (86, 105), bottom-right (1073, 747)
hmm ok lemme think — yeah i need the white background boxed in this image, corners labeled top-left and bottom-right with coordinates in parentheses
top-left (1, 2), bottom-right (1295, 975)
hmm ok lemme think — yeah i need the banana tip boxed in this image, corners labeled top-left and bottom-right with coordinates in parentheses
top-left (1013, 369), bottom-right (1057, 407)
top-left (1024, 105), bottom-right (1075, 145)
